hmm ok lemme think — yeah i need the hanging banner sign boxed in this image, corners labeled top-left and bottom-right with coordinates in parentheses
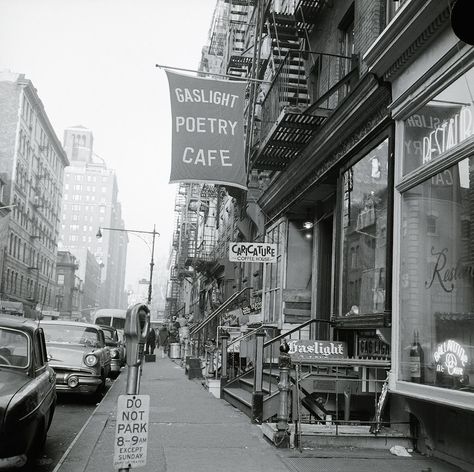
top-left (166, 71), bottom-right (247, 190)
top-left (229, 242), bottom-right (277, 263)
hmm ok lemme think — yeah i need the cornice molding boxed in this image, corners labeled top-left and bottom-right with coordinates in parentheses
top-left (363, 0), bottom-right (450, 81)
top-left (384, 8), bottom-right (450, 81)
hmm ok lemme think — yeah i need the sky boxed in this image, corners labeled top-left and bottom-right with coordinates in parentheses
top-left (0, 0), bottom-right (217, 289)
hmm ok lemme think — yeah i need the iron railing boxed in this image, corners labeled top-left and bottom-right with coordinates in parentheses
top-left (257, 50), bottom-right (354, 143)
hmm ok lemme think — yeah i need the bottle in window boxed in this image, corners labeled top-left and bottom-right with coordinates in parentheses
top-left (409, 330), bottom-right (424, 383)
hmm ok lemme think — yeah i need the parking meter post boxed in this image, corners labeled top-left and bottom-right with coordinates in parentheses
top-left (118, 303), bottom-right (150, 472)
top-left (124, 303), bottom-right (150, 395)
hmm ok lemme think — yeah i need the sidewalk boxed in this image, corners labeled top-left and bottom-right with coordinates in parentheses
top-left (53, 356), bottom-right (468, 472)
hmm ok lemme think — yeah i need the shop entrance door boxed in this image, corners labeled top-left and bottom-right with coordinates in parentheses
top-left (314, 213), bottom-right (333, 340)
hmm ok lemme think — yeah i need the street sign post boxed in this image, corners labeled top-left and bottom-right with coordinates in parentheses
top-left (113, 395), bottom-right (150, 469)
top-left (115, 303), bottom-right (150, 471)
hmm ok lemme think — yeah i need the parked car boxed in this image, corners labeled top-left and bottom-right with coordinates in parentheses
top-left (99, 325), bottom-right (125, 378)
top-left (41, 320), bottom-right (111, 401)
top-left (0, 315), bottom-right (56, 469)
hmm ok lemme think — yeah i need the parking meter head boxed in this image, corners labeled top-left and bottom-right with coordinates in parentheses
top-left (124, 303), bottom-right (150, 366)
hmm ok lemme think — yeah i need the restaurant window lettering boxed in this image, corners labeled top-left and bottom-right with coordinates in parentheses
top-left (403, 66), bottom-right (474, 175)
top-left (340, 139), bottom-right (389, 317)
top-left (399, 65), bottom-right (474, 392)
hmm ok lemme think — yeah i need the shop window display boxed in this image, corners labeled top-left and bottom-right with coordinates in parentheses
top-left (399, 66), bottom-right (474, 393)
top-left (341, 139), bottom-right (389, 317)
top-left (399, 156), bottom-right (474, 391)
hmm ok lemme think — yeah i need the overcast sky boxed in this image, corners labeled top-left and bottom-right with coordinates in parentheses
top-left (0, 0), bottom-right (217, 289)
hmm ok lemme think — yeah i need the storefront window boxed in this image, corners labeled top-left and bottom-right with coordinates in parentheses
top-left (399, 157), bottom-right (474, 392)
top-left (403, 67), bottom-right (474, 176)
top-left (341, 139), bottom-right (389, 316)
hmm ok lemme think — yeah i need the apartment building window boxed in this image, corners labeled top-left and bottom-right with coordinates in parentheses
top-left (339, 4), bottom-right (354, 58)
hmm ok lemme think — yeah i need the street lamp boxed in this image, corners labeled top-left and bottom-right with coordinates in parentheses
top-left (96, 225), bottom-right (159, 306)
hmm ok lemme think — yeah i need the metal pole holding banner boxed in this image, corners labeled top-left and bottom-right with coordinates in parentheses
top-left (115, 303), bottom-right (150, 471)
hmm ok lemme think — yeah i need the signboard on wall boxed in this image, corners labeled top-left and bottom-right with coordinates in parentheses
top-left (229, 242), bottom-right (277, 263)
top-left (288, 340), bottom-right (347, 362)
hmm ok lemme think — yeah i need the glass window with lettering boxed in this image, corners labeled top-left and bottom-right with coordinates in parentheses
top-left (341, 139), bottom-right (389, 317)
top-left (399, 156), bottom-right (474, 392)
top-left (403, 67), bottom-right (474, 176)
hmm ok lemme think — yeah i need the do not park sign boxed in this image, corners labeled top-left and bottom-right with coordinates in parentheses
top-left (113, 394), bottom-right (150, 469)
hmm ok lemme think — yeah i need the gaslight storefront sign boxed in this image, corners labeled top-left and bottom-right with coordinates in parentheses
top-left (288, 340), bottom-right (347, 362)
top-left (434, 340), bottom-right (469, 377)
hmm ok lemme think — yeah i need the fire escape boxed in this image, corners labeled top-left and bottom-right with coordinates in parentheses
top-left (165, 183), bottom-right (187, 318)
top-left (251, 0), bottom-right (357, 171)
top-left (182, 184), bottom-right (218, 274)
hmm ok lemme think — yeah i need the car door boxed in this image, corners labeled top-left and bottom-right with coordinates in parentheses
top-left (33, 328), bottom-right (56, 424)
top-left (97, 329), bottom-right (111, 378)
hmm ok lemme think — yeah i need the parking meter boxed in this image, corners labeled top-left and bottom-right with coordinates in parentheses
top-left (124, 303), bottom-right (150, 367)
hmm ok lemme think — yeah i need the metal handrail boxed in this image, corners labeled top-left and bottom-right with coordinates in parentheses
top-left (263, 317), bottom-right (331, 348)
top-left (189, 287), bottom-right (252, 337)
top-left (225, 323), bottom-right (263, 349)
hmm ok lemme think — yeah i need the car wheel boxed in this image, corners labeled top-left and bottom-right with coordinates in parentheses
top-left (26, 420), bottom-right (47, 469)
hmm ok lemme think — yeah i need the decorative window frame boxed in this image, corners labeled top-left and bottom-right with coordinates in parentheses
top-left (391, 50), bottom-right (474, 410)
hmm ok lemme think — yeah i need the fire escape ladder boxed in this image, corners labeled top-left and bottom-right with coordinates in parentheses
top-left (250, 2), bottom-right (355, 171)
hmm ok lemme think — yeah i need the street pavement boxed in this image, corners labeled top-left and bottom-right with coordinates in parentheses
top-left (52, 355), bottom-right (469, 472)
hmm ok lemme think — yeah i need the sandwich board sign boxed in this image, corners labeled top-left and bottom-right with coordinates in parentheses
top-left (113, 394), bottom-right (150, 469)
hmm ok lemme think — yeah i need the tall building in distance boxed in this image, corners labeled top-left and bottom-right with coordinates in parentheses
top-left (60, 126), bottom-right (128, 310)
top-left (0, 70), bottom-right (69, 318)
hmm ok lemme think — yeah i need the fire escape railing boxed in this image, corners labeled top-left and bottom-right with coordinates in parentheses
top-left (258, 50), bottom-right (354, 143)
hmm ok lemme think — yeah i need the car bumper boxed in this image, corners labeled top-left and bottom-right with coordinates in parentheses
top-left (0, 454), bottom-right (27, 469)
top-left (54, 370), bottom-right (102, 394)
top-left (110, 360), bottom-right (122, 372)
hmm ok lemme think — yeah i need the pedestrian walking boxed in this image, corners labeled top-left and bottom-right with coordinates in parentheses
top-left (157, 324), bottom-right (169, 358)
top-left (145, 327), bottom-right (156, 355)
top-left (178, 315), bottom-right (190, 363)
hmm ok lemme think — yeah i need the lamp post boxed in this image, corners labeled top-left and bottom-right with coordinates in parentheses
top-left (96, 225), bottom-right (159, 306)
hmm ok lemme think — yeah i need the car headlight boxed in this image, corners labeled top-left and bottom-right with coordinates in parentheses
top-left (110, 348), bottom-right (119, 359)
top-left (84, 354), bottom-right (98, 367)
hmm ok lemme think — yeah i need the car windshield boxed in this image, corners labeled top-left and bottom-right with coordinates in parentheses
top-left (43, 324), bottom-right (100, 347)
top-left (101, 328), bottom-right (117, 342)
top-left (0, 328), bottom-right (29, 368)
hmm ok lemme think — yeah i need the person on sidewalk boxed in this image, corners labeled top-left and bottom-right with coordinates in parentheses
top-left (145, 327), bottom-right (156, 355)
top-left (178, 315), bottom-right (190, 364)
top-left (157, 324), bottom-right (169, 358)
